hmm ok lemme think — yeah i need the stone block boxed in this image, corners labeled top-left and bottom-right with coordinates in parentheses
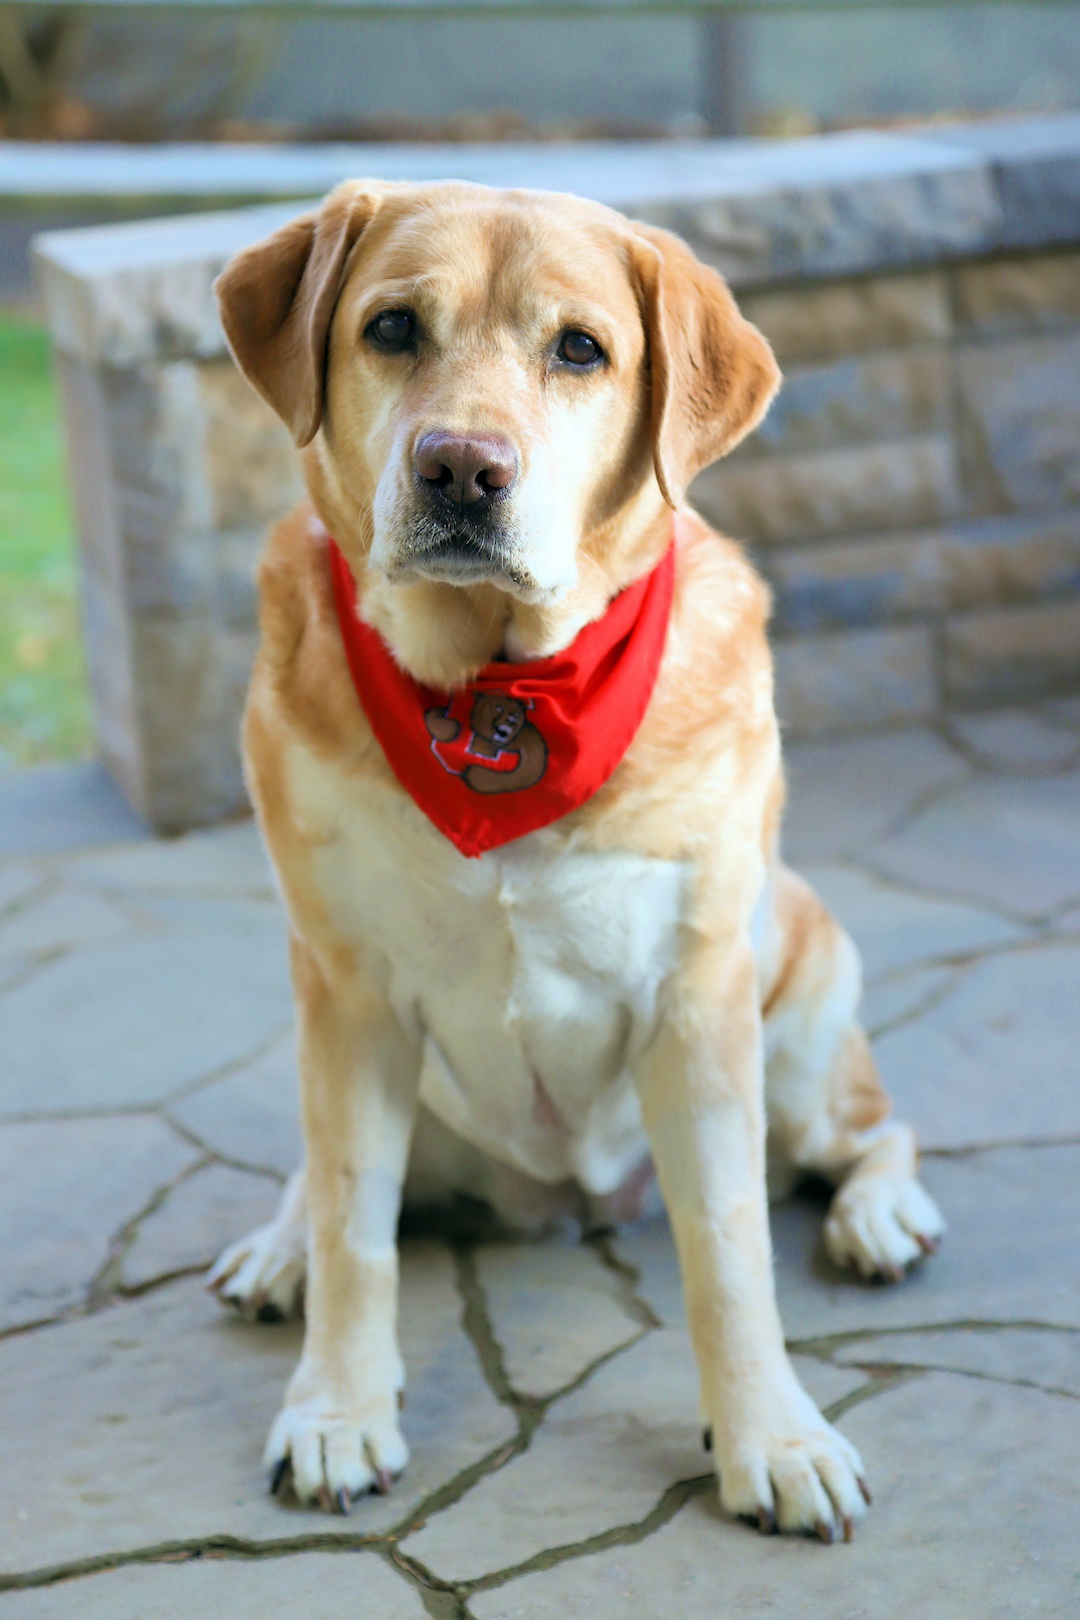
top-left (65, 818), bottom-right (274, 897)
top-left (0, 1254), bottom-right (513, 1574)
top-left (957, 331), bottom-right (1080, 512)
top-left (800, 863), bottom-right (1021, 983)
top-left (0, 1117), bottom-right (194, 1332)
top-left (947, 705), bottom-right (1080, 772)
top-left (198, 359), bottom-right (303, 531)
top-left (121, 1163), bottom-right (281, 1289)
top-left (955, 249), bottom-right (1080, 337)
top-left (472, 1374), bottom-right (1080, 1620)
top-left (766, 510), bottom-right (1080, 635)
top-left (867, 768), bottom-right (1080, 917)
top-left (474, 1238), bottom-right (640, 1399)
top-left (694, 435), bottom-right (965, 547)
top-left (618, 1143), bottom-right (1080, 1340)
top-left (935, 111), bottom-right (1080, 249)
top-left (131, 614), bottom-right (257, 830)
top-left (782, 726), bottom-right (967, 864)
top-left (168, 1032), bottom-right (300, 1178)
top-left (875, 943), bottom-right (1080, 1150)
top-left (942, 598), bottom-right (1080, 707)
top-left (834, 1327), bottom-right (1080, 1398)
top-left (0, 762), bottom-right (149, 858)
top-left (738, 270), bottom-right (952, 362)
top-left (4, 1553), bottom-right (425, 1619)
top-left (34, 200), bottom-right (305, 367)
top-left (404, 1327), bottom-right (864, 1584)
top-left (772, 625), bottom-right (936, 737)
top-left (657, 137), bottom-right (997, 285)
top-left (0, 905), bottom-right (291, 1115)
top-left (738, 348), bottom-right (949, 460)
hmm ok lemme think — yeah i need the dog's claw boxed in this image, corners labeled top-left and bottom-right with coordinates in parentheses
top-left (336, 1486), bottom-right (351, 1515)
top-left (373, 1467), bottom-right (393, 1496)
top-left (916, 1233), bottom-right (939, 1256)
top-left (857, 1475), bottom-right (873, 1506)
top-left (816, 1518), bottom-right (834, 1545)
top-left (701, 1426), bottom-right (713, 1453)
top-left (757, 1505), bottom-right (777, 1535)
top-left (268, 1457), bottom-right (289, 1497)
top-left (316, 1485), bottom-right (333, 1513)
top-left (841, 1513), bottom-right (854, 1543)
top-left (879, 1263), bottom-right (905, 1284)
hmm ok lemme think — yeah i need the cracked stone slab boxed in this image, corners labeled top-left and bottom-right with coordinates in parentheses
top-left (0, 1117), bottom-right (195, 1332)
top-left (615, 1144), bottom-right (1080, 1343)
top-left (833, 1326), bottom-right (1080, 1399)
top-left (861, 962), bottom-right (958, 1037)
top-left (0, 910), bottom-right (292, 1115)
top-left (873, 942), bottom-right (1080, 1148)
top-left (866, 769), bottom-right (1080, 917)
top-left (2, 1551), bottom-right (426, 1617)
top-left (0, 861), bottom-right (46, 917)
top-left (471, 1373), bottom-right (1080, 1620)
top-left (474, 1237), bottom-right (642, 1398)
top-left (0, 1247), bottom-right (513, 1577)
top-left (168, 1032), bottom-right (300, 1176)
top-left (781, 728), bottom-right (967, 865)
top-left (403, 1325), bottom-right (865, 1584)
top-left (947, 706), bottom-right (1080, 772)
top-left (121, 1163), bottom-right (282, 1290)
top-left (0, 885), bottom-right (137, 966)
top-left (63, 820), bottom-right (275, 898)
top-left (0, 762), bottom-right (151, 857)
top-left (803, 862), bottom-right (1023, 981)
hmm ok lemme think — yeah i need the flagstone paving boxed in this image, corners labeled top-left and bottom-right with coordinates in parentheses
top-left (1, 707), bottom-right (1078, 1617)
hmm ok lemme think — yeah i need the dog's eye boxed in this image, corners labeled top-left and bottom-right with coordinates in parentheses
top-left (366, 309), bottom-right (417, 352)
top-left (557, 330), bottom-right (603, 368)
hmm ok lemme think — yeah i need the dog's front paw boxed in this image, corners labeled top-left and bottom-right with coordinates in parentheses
top-left (824, 1175), bottom-right (945, 1282)
top-left (264, 1390), bottom-right (409, 1511)
top-left (711, 1384), bottom-right (870, 1543)
top-left (207, 1219), bottom-right (307, 1321)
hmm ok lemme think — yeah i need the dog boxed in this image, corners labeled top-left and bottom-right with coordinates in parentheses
top-left (207, 178), bottom-right (945, 1541)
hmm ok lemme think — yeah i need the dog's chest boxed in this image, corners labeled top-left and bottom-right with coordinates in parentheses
top-left (306, 781), bottom-right (690, 1183)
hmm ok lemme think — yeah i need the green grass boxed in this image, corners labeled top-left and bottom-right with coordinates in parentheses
top-left (0, 313), bottom-right (92, 767)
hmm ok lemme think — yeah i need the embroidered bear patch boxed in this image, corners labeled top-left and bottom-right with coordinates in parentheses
top-left (425, 691), bottom-right (548, 794)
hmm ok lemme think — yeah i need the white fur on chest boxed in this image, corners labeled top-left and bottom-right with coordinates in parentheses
top-left (295, 764), bottom-right (690, 1192)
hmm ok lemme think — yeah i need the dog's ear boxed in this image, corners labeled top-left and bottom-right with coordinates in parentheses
top-left (630, 222), bottom-right (780, 509)
top-left (214, 182), bottom-right (387, 447)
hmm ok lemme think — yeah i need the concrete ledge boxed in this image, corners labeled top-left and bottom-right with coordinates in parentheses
top-left (25, 115), bottom-right (1075, 366)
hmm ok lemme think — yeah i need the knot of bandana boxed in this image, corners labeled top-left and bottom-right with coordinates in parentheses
top-left (328, 533), bottom-right (676, 858)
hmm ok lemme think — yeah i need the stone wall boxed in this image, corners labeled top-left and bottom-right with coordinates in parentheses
top-left (34, 115), bottom-right (1080, 830)
top-left (699, 257), bottom-right (1080, 734)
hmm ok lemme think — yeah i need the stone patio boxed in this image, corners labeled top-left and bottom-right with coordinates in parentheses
top-left (1, 707), bottom-right (1079, 1616)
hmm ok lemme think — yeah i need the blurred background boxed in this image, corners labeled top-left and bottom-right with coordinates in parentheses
top-left (2, 0), bottom-right (1079, 780)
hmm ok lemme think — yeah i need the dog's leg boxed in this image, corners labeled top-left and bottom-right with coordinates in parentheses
top-left (208, 1165), bottom-right (308, 1319)
top-left (263, 934), bottom-right (422, 1509)
top-left (635, 932), bottom-right (869, 1541)
top-left (762, 865), bottom-right (945, 1280)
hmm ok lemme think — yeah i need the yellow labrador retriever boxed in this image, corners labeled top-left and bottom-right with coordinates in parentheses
top-left (208, 179), bottom-right (944, 1541)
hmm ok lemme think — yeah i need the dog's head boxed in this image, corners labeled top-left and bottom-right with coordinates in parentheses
top-left (215, 180), bottom-right (778, 608)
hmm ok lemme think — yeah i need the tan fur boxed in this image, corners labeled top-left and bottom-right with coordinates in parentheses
top-left (208, 180), bottom-right (943, 1537)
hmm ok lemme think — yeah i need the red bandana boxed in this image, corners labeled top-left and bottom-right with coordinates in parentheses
top-left (328, 533), bottom-right (676, 858)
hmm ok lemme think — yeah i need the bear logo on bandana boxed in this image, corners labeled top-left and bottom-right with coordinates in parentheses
top-left (425, 691), bottom-right (548, 795)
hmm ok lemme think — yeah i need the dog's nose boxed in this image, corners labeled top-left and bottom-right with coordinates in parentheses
top-left (414, 431), bottom-right (517, 507)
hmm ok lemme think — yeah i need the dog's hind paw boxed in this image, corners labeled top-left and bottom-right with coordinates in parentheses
top-left (824, 1174), bottom-right (944, 1282)
top-left (207, 1219), bottom-right (307, 1320)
